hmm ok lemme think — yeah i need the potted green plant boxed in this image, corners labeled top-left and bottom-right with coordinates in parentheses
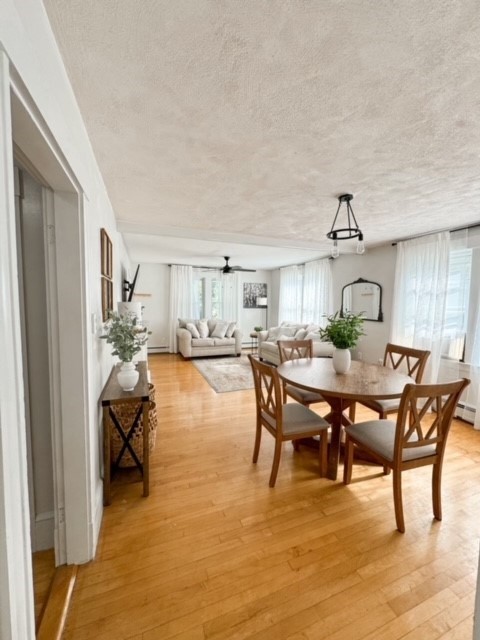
top-left (101, 311), bottom-right (151, 390)
top-left (319, 311), bottom-right (365, 373)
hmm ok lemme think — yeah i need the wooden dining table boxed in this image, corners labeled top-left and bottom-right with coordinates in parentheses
top-left (277, 358), bottom-right (414, 480)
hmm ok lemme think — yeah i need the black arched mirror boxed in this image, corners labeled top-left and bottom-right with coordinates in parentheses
top-left (341, 277), bottom-right (383, 322)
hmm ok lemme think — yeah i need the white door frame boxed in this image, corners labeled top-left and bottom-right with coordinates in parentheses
top-left (0, 49), bottom-right (36, 640)
top-left (0, 52), bottom-right (94, 637)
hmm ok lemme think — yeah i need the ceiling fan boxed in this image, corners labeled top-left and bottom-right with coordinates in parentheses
top-left (199, 256), bottom-right (256, 273)
top-left (221, 256), bottom-right (256, 273)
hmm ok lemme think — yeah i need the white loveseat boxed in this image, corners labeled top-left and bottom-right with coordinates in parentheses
top-left (257, 322), bottom-right (334, 365)
top-left (176, 318), bottom-right (242, 359)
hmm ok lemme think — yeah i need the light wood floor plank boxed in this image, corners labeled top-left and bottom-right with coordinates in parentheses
top-left (63, 353), bottom-right (480, 639)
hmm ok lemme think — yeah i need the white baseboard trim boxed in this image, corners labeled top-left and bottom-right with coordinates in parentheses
top-left (455, 402), bottom-right (476, 425)
top-left (148, 346), bottom-right (169, 353)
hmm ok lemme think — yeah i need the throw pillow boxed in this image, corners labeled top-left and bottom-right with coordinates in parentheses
top-left (225, 322), bottom-right (236, 338)
top-left (294, 328), bottom-right (308, 340)
top-left (305, 331), bottom-right (321, 342)
top-left (197, 319), bottom-right (209, 338)
top-left (186, 322), bottom-right (200, 338)
top-left (266, 326), bottom-right (282, 342)
top-left (211, 321), bottom-right (229, 338)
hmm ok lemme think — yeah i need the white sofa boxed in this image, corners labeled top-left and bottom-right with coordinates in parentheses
top-left (257, 322), bottom-right (334, 365)
top-left (176, 318), bottom-right (242, 359)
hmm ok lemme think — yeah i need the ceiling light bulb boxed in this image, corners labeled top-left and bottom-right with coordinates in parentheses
top-left (331, 240), bottom-right (339, 259)
top-left (356, 233), bottom-right (365, 254)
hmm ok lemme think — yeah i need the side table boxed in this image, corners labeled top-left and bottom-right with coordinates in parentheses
top-left (249, 331), bottom-right (258, 353)
top-left (100, 361), bottom-right (150, 505)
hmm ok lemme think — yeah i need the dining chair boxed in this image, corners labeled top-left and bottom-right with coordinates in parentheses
top-left (277, 339), bottom-right (325, 406)
top-left (343, 378), bottom-right (470, 532)
top-left (248, 354), bottom-right (330, 487)
top-left (349, 343), bottom-right (431, 421)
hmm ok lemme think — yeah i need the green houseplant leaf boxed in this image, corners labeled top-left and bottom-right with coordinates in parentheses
top-left (101, 311), bottom-right (151, 362)
top-left (319, 311), bottom-right (365, 349)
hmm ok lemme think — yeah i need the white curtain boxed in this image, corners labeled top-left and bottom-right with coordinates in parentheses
top-left (447, 229), bottom-right (480, 428)
top-left (222, 272), bottom-right (241, 322)
top-left (279, 265), bottom-right (302, 324)
top-left (471, 306), bottom-right (480, 429)
top-left (391, 231), bottom-right (450, 383)
top-left (168, 265), bottom-right (194, 352)
top-left (302, 259), bottom-right (333, 327)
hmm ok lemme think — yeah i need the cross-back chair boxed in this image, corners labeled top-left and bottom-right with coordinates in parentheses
top-left (343, 378), bottom-right (470, 532)
top-left (349, 343), bottom-right (431, 421)
top-left (248, 354), bottom-right (330, 487)
top-left (277, 339), bottom-right (325, 406)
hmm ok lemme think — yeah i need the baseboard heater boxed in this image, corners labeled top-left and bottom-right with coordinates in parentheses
top-left (454, 402), bottom-right (476, 425)
top-left (148, 346), bottom-right (169, 353)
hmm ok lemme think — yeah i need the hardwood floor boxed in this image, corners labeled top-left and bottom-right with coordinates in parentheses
top-left (33, 548), bottom-right (56, 627)
top-left (63, 353), bottom-right (480, 639)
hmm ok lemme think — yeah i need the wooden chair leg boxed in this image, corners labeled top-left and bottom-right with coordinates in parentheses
top-left (319, 432), bottom-right (328, 477)
top-left (269, 440), bottom-right (283, 487)
top-left (348, 402), bottom-right (356, 422)
top-left (252, 422), bottom-right (262, 463)
top-left (392, 468), bottom-right (405, 533)
top-left (432, 462), bottom-right (442, 521)
top-left (292, 440), bottom-right (300, 452)
top-left (343, 435), bottom-right (354, 484)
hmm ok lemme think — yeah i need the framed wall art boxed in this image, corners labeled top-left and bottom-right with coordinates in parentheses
top-left (101, 276), bottom-right (113, 322)
top-left (243, 283), bottom-right (267, 308)
top-left (100, 228), bottom-right (113, 321)
top-left (100, 228), bottom-right (113, 279)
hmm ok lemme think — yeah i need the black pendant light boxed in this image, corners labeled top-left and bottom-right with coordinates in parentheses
top-left (326, 194), bottom-right (365, 258)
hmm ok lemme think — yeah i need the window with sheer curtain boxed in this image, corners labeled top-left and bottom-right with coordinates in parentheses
top-left (278, 259), bottom-right (332, 325)
top-left (391, 228), bottom-right (480, 428)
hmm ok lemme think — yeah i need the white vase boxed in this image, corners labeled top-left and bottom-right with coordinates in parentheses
top-left (117, 361), bottom-right (139, 391)
top-left (332, 348), bottom-right (351, 374)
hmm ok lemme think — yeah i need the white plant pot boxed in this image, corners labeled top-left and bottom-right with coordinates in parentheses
top-left (117, 361), bottom-right (139, 391)
top-left (332, 348), bottom-right (351, 374)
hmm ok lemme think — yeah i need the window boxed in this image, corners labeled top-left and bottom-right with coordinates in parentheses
top-left (442, 248), bottom-right (472, 360)
top-left (193, 271), bottom-right (222, 319)
top-left (278, 260), bottom-right (332, 325)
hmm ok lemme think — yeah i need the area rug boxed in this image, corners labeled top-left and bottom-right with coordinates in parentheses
top-left (192, 355), bottom-right (254, 393)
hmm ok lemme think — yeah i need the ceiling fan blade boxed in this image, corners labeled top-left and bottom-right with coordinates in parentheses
top-left (231, 267), bottom-right (256, 272)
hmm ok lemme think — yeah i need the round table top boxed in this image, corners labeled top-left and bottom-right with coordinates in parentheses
top-left (277, 358), bottom-right (414, 401)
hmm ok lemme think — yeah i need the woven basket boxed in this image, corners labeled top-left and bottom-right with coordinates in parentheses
top-left (110, 384), bottom-right (157, 468)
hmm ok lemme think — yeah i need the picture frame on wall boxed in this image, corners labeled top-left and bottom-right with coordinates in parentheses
top-left (100, 228), bottom-right (113, 321)
top-left (100, 228), bottom-right (113, 279)
top-left (243, 283), bottom-right (267, 308)
top-left (101, 276), bottom-right (113, 322)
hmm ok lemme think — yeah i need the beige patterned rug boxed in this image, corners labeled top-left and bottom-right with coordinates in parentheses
top-left (192, 355), bottom-right (254, 393)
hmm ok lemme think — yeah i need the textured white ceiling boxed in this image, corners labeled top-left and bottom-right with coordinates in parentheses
top-left (43, 0), bottom-right (480, 268)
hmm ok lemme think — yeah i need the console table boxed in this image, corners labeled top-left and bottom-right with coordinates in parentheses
top-left (100, 361), bottom-right (150, 505)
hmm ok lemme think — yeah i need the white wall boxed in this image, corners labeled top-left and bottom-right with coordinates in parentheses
top-left (331, 244), bottom-right (397, 363)
top-left (237, 270), bottom-right (271, 341)
top-left (133, 264), bottom-right (170, 349)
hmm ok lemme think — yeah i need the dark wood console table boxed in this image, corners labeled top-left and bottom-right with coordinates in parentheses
top-left (100, 361), bottom-right (150, 505)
